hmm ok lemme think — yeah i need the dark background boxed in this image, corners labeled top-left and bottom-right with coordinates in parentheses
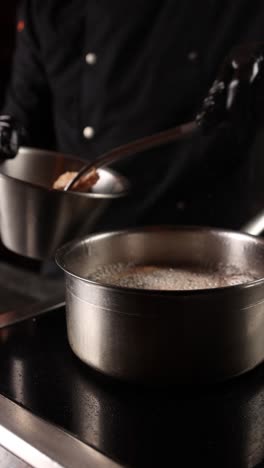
top-left (0, 1), bottom-right (18, 107)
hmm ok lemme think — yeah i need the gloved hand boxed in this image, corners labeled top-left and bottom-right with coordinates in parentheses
top-left (0, 115), bottom-right (26, 159)
top-left (196, 43), bottom-right (264, 130)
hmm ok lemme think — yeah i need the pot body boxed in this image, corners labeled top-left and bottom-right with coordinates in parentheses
top-left (0, 147), bottom-right (128, 259)
top-left (57, 227), bottom-right (264, 383)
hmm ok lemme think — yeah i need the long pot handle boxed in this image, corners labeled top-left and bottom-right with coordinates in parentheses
top-left (241, 211), bottom-right (264, 236)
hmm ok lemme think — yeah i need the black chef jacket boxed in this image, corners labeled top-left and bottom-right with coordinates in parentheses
top-left (3, 0), bottom-right (264, 230)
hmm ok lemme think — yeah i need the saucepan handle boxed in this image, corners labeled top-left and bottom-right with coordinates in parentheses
top-left (241, 211), bottom-right (264, 236)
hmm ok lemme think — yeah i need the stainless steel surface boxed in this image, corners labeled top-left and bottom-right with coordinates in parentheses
top-left (0, 262), bottom-right (64, 328)
top-left (0, 147), bottom-right (128, 260)
top-left (56, 226), bottom-right (264, 383)
top-left (0, 394), bottom-right (122, 468)
top-left (65, 121), bottom-right (197, 190)
top-left (242, 210), bottom-right (264, 236)
top-left (0, 445), bottom-right (32, 468)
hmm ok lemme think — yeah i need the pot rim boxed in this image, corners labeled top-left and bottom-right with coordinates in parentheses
top-left (55, 225), bottom-right (264, 297)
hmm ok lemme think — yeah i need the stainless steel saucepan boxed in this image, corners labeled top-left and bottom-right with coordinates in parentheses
top-left (0, 147), bottom-right (128, 260)
top-left (56, 213), bottom-right (264, 384)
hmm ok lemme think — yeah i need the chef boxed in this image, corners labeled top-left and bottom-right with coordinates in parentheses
top-left (1, 0), bottom-right (264, 230)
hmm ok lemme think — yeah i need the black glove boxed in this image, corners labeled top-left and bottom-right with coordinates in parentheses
top-left (196, 43), bottom-right (264, 130)
top-left (0, 115), bottom-right (27, 159)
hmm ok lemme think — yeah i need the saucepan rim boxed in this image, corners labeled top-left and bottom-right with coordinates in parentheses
top-left (0, 146), bottom-right (130, 200)
top-left (55, 225), bottom-right (264, 297)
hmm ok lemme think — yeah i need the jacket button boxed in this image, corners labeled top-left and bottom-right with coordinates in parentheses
top-left (85, 53), bottom-right (97, 65)
top-left (187, 50), bottom-right (198, 62)
top-left (83, 126), bottom-right (95, 139)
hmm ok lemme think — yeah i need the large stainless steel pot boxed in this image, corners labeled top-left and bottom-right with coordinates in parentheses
top-left (56, 216), bottom-right (264, 384)
top-left (0, 147), bottom-right (128, 260)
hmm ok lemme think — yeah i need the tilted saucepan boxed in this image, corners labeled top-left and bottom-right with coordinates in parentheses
top-left (56, 211), bottom-right (264, 384)
top-left (0, 147), bottom-right (129, 260)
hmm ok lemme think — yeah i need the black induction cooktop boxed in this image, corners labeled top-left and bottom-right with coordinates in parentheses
top-left (0, 309), bottom-right (264, 467)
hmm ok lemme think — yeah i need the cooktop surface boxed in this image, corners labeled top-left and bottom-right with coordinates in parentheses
top-left (0, 309), bottom-right (264, 468)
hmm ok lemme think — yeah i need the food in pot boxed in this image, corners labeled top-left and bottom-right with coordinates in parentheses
top-left (87, 263), bottom-right (258, 290)
top-left (52, 168), bottom-right (99, 192)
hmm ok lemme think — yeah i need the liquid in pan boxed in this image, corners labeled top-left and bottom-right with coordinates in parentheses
top-left (86, 263), bottom-right (258, 291)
